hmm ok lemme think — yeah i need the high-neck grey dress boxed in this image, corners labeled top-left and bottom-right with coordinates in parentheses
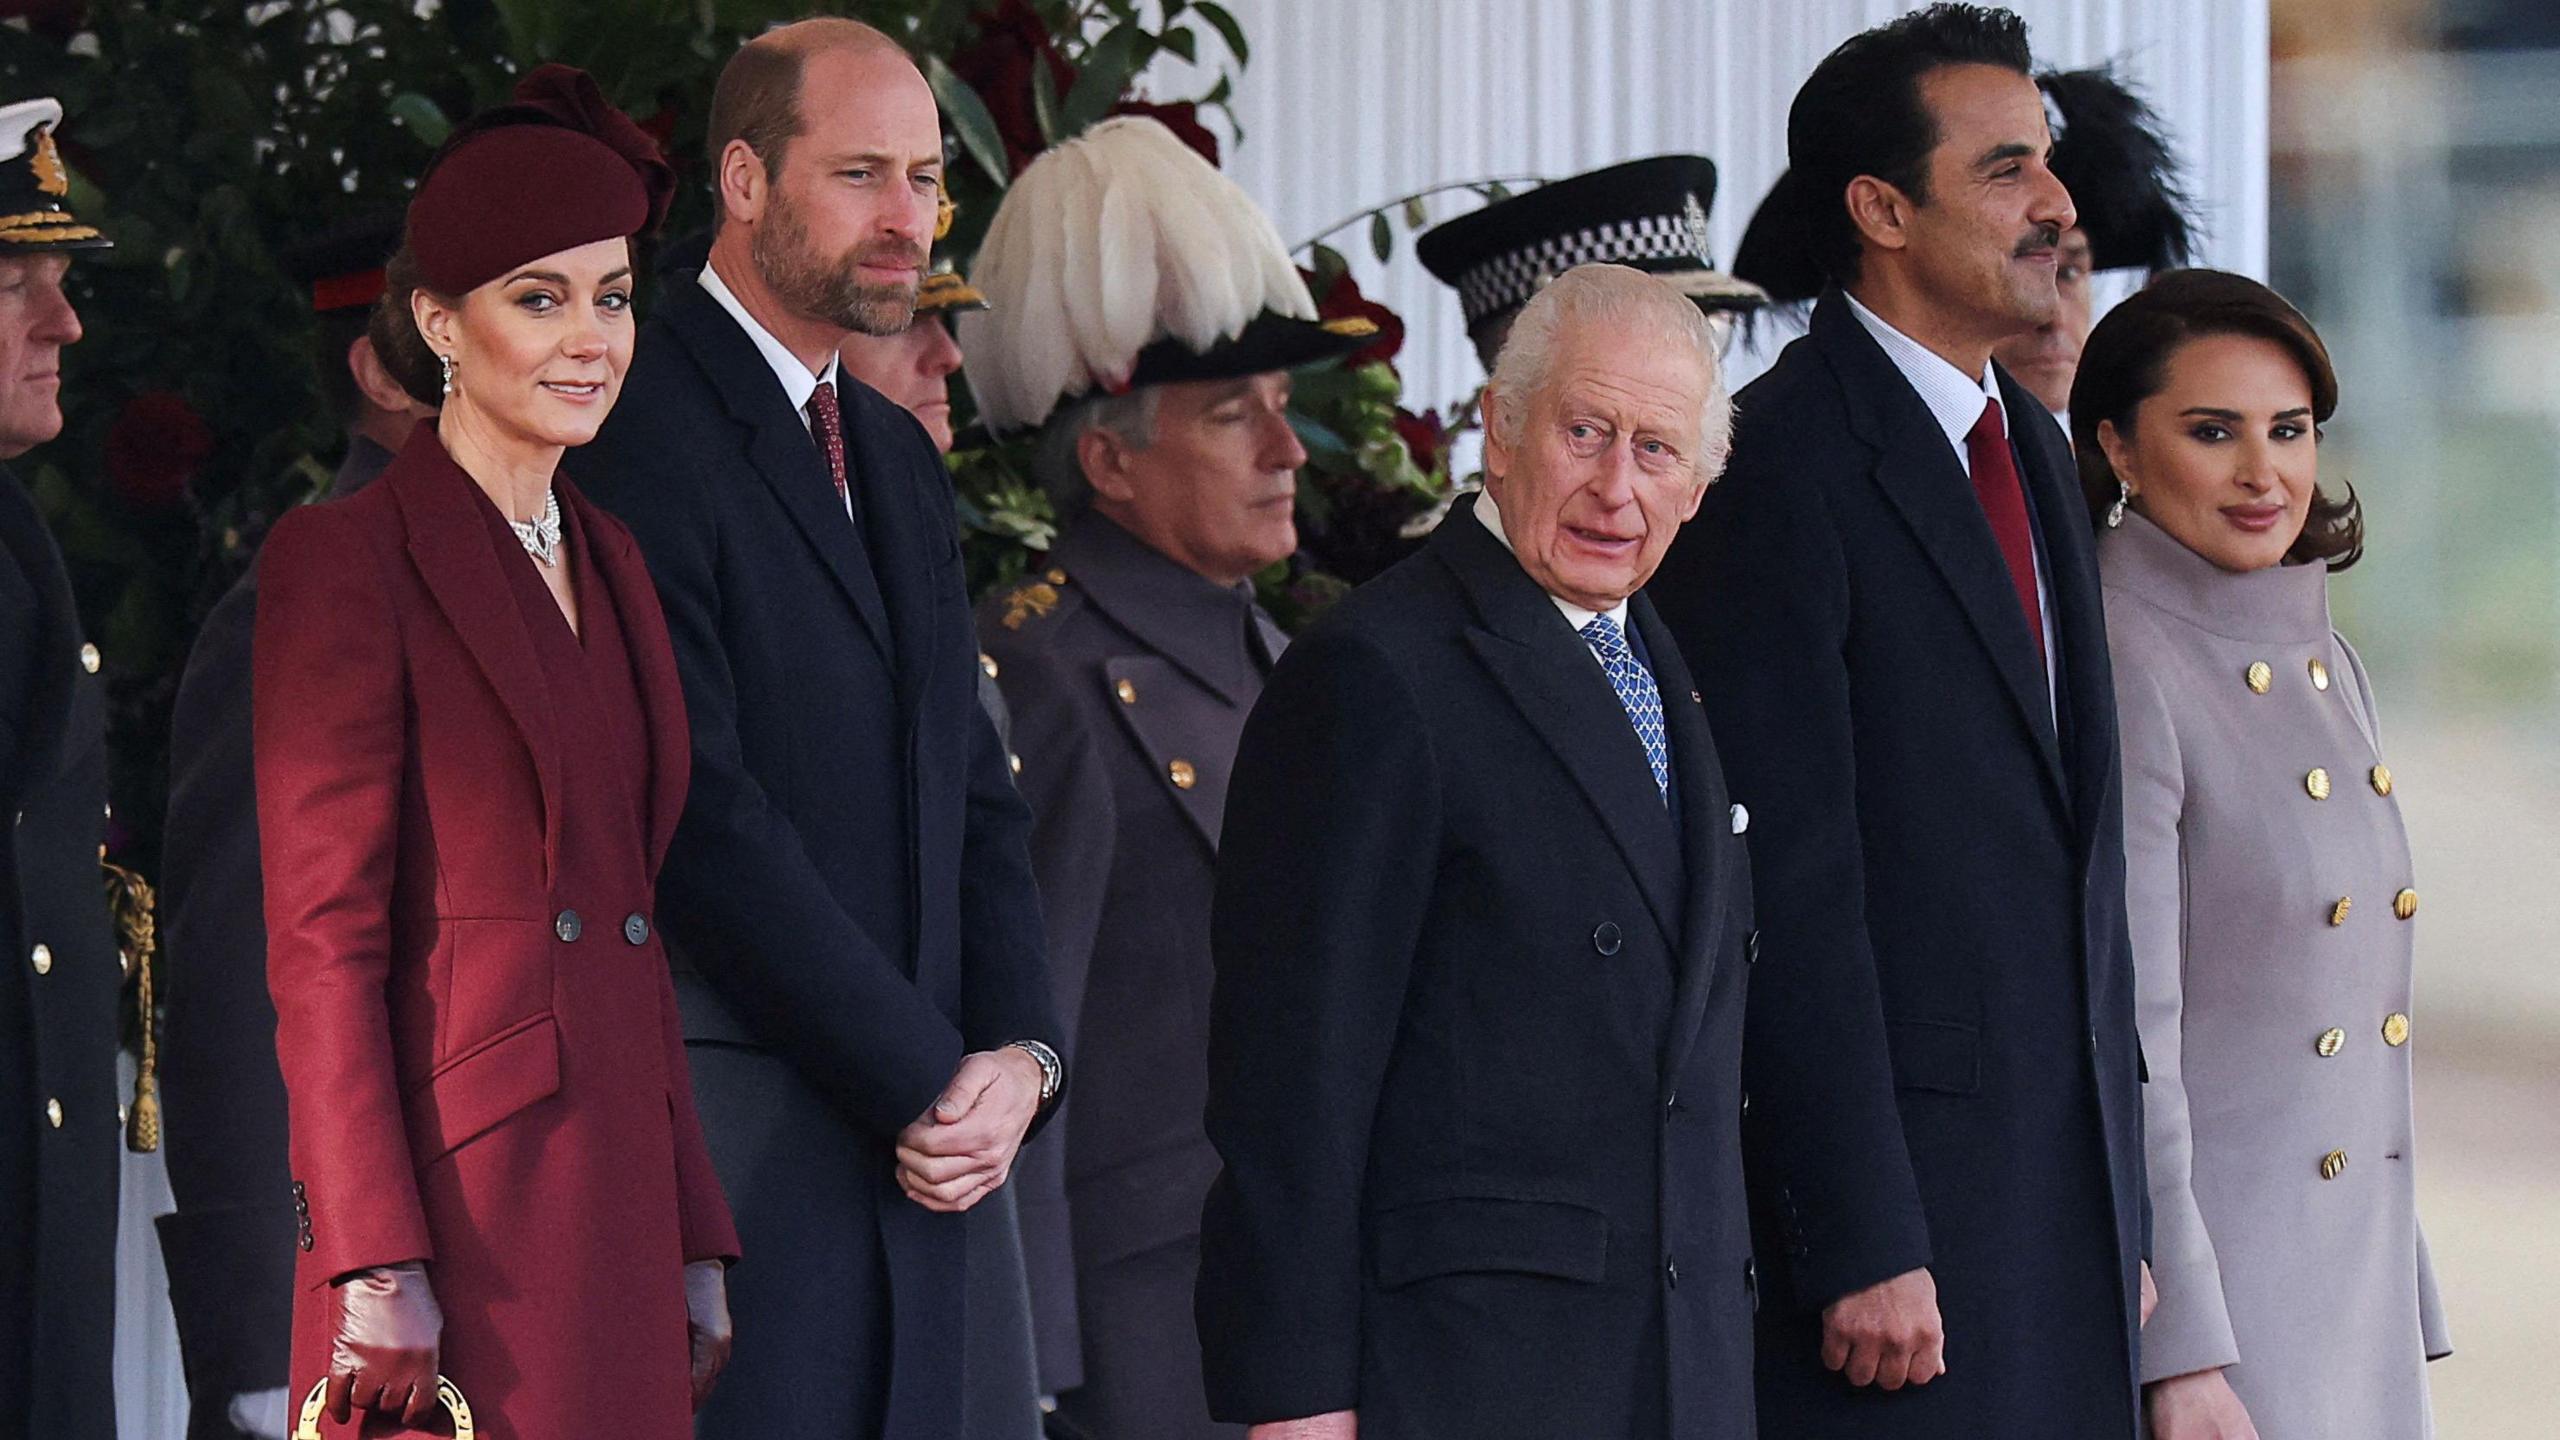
top-left (2100, 511), bottom-right (2450, 1438)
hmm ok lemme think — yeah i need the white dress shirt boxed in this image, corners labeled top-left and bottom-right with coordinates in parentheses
top-left (1474, 490), bottom-right (1631, 644)
top-left (1845, 291), bottom-right (2059, 709)
top-left (700, 260), bottom-right (859, 522)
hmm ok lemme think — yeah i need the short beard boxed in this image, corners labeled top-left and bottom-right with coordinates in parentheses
top-left (752, 187), bottom-right (922, 338)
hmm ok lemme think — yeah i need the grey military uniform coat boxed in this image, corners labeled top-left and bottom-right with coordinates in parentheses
top-left (978, 512), bottom-right (1271, 1440)
top-left (2102, 512), bottom-right (2450, 1438)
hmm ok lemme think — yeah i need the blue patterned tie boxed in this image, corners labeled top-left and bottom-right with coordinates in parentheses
top-left (1581, 615), bottom-right (1670, 806)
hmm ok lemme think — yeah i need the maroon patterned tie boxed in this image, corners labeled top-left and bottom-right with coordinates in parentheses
top-left (806, 379), bottom-right (848, 503)
top-left (1964, 397), bottom-right (2045, 665)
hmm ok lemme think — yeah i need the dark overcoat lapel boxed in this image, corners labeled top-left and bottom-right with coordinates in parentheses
top-left (1635, 594), bottom-right (1734, 1089)
top-left (1436, 511), bottom-right (1685, 950)
top-left (1808, 295), bottom-right (2069, 812)
top-left (838, 375), bottom-right (943, 716)
top-left (2003, 368), bottom-right (2120, 849)
top-left (658, 277), bottom-right (896, 661)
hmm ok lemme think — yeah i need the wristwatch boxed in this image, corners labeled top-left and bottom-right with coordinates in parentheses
top-left (1007, 1039), bottom-right (1063, 1103)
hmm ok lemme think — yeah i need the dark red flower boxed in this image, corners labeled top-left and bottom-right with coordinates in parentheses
top-left (1393, 407), bottom-right (1449, 476)
top-left (104, 391), bottom-right (214, 515)
top-left (638, 103), bottom-right (679, 154)
top-left (1303, 265), bottom-right (1403, 368)
top-left (1110, 100), bottom-right (1218, 167)
top-left (951, 0), bottom-right (1078, 177)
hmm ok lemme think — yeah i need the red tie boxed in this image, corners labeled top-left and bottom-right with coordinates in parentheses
top-left (806, 379), bottom-right (848, 502)
top-left (1965, 398), bottom-right (2045, 663)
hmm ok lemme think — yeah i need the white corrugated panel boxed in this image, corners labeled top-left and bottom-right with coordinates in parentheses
top-left (1141, 0), bottom-right (2269, 410)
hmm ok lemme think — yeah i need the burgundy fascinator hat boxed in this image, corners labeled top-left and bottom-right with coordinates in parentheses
top-left (405, 64), bottom-right (675, 295)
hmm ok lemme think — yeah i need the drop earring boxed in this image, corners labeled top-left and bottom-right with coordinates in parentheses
top-left (2106, 478), bottom-right (2130, 529)
top-left (438, 353), bottom-right (455, 398)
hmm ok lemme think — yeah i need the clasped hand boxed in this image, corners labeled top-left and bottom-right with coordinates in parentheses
top-left (1823, 1259), bottom-right (2157, 1393)
top-left (894, 1047), bottom-right (1044, 1212)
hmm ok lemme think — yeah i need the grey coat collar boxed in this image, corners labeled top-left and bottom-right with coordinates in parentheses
top-left (1050, 511), bottom-right (1276, 705)
top-left (2100, 509), bottom-right (2332, 644)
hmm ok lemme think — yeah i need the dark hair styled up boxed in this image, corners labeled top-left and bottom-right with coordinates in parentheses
top-left (1787, 3), bottom-right (2033, 287)
top-left (366, 244), bottom-right (446, 409)
top-left (2070, 267), bottom-right (2362, 569)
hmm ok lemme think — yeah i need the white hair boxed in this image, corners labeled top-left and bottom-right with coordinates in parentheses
top-left (1486, 264), bottom-right (1734, 482)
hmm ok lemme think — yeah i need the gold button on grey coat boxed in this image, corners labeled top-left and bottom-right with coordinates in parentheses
top-left (2102, 513), bottom-right (2449, 1435)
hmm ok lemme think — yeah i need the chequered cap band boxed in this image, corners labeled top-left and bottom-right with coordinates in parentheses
top-left (1454, 210), bottom-right (1711, 327)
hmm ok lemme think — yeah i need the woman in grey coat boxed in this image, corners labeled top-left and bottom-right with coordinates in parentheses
top-left (2072, 270), bottom-right (2450, 1440)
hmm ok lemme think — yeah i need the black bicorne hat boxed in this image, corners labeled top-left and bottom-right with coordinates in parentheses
top-left (2042, 66), bottom-right (2195, 274)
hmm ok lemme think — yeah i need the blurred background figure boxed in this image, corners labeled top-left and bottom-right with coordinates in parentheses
top-left (155, 210), bottom-right (432, 1440)
top-left (0, 92), bottom-right (120, 1440)
top-left (1992, 67), bottom-right (2196, 427)
top-left (2076, 269), bottom-right (2448, 1440)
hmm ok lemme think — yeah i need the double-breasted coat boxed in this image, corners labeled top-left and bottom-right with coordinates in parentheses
top-left (2102, 511), bottom-right (2449, 1437)
top-left (1649, 291), bottom-right (2147, 1439)
top-left (0, 461), bottom-right (119, 1440)
top-left (1197, 500), bottom-right (1758, 1439)
top-left (979, 510), bottom-right (1276, 1438)
top-left (254, 428), bottom-right (739, 1439)
top-left (568, 272), bottom-right (1058, 1440)
top-left (159, 433), bottom-right (394, 1439)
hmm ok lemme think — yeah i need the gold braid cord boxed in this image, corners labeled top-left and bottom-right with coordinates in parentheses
top-left (101, 858), bottom-right (160, 1153)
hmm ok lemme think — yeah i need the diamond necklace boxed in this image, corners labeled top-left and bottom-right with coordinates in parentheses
top-left (510, 489), bottom-right (563, 568)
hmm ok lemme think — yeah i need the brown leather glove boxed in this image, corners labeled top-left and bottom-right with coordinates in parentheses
top-left (326, 1262), bottom-right (443, 1426)
top-left (684, 1259), bottom-right (733, 1412)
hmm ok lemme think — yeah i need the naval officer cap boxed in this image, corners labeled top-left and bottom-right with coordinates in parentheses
top-left (0, 99), bottom-right (111, 254)
top-left (1417, 156), bottom-right (1764, 348)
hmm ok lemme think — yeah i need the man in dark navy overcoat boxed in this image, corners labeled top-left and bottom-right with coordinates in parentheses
top-left (1198, 264), bottom-right (1757, 1440)
top-left (0, 94), bottom-right (119, 1440)
top-left (1650, 8), bottom-right (2154, 1439)
top-left (569, 21), bottom-right (1060, 1440)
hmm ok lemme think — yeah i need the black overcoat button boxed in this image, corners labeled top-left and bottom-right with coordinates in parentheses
top-left (1593, 922), bottom-right (1623, 956)
top-left (555, 909), bottom-right (582, 943)
top-left (623, 913), bottom-right (650, 945)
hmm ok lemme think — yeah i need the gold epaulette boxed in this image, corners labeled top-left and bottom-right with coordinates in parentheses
top-left (1000, 567), bottom-right (1071, 631)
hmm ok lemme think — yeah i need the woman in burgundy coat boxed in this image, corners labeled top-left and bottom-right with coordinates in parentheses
top-left (253, 68), bottom-right (738, 1438)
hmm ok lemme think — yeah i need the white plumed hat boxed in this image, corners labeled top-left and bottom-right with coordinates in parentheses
top-left (957, 115), bottom-right (1370, 433)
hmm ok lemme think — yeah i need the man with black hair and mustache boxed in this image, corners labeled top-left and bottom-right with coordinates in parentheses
top-left (568, 19), bottom-right (1061, 1440)
top-left (1650, 7), bottom-right (2154, 1439)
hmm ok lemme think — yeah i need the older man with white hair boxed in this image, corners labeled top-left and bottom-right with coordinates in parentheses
top-left (1195, 263), bottom-right (1760, 1440)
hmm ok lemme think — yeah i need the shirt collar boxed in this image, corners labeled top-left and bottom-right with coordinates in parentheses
top-left (1473, 487), bottom-right (1631, 635)
top-left (700, 258), bottom-right (839, 415)
top-left (1844, 289), bottom-right (2001, 456)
